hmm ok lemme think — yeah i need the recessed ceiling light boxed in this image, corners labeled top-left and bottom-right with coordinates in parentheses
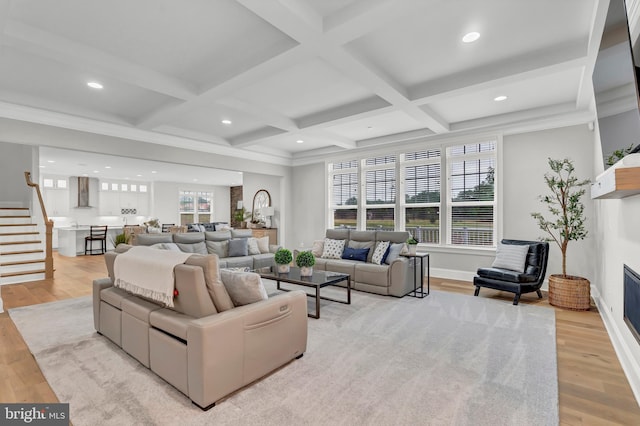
top-left (193, 178), bottom-right (198, 182)
top-left (462, 32), bottom-right (480, 43)
top-left (93, 170), bottom-right (99, 173)
top-left (105, 166), bottom-right (111, 169)
top-left (39, 165), bottom-right (45, 168)
top-left (136, 174), bottom-right (142, 177)
top-left (494, 95), bottom-right (508, 102)
top-left (221, 119), bottom-right (232, 125)
top-left (125, 177), bottom-right (130, 180)
top-left (296, 140), bottom-right (304, 144)
top-left (82, 174), bottom-right (89, 177)
top-left (151, 171), bottom-right (157, 174)
top-left (47, 160), bottom-right (55, 163)
top-left (87, 81), bottom-right (103, 89)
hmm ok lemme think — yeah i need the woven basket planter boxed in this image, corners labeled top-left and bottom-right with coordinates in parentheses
top-left (548, 274), bottom-right (591, 311)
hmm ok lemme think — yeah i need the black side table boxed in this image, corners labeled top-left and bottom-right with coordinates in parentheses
top-left (401, 252), bottom-right (430, 298)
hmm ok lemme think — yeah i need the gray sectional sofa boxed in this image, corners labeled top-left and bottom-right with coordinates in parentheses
top-left (133, 229), bottom-right (279, 270)
top-left (314, 229), bottom-right (415, 297)
top-left (94, 247), bottom-right (307, 410)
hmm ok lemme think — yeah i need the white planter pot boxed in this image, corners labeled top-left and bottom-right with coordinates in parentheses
top-left (300, 266), bottom-right (313, 276)
top-left (409, 244), bottom-right (417, 255)
top-left (277, 264), bottom-right (290, 273)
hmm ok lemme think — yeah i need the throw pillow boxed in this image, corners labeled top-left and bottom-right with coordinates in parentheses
top-left (228, 238), bottom-right (249, 257)
top-left (341, 247), bottom-right (369, 262)
top-left (311, 239), bottom-right (324, 257)
top-left (372, 241), bottom-right (390, 265)
top-left (206, 240), bottom-right (228, 258)
top-left (185, 254), bottom-right (234, 312)
top-left (384, 243), bottom-right (405, 265)
top-left (220, 269), bottom-right (268, 306)
top-left (256, 236), bottom-right (270, 253)
top-left (348, 240), bottom-right (375, 262)
top-left (492, 243), bottom-right (529, 273)
top-left (247, 237), bottom-right (261, 255)
top-left (176, 241), bottom-right (207, 255)
top-left (322, 238), bottom-right (346, 259)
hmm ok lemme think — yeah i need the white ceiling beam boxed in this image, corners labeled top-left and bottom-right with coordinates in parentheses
top-left (356, 128), bottom-right (435, 148)
top-left (324, 0), bottom-right (418, 44)
top-left (307, 130), bottom-right (357, 150)
top-left (216, 98), bottom-right (298, 131)
top-left (576, 0), bottom-right (611, 110)
top-left (296, 96), bottom-right (390, 129)
top-left (152, 125), bottom-right (231, 146)
top-left (229, 127), bottom-right (288, 146)
top-left (3, 21), bottom-right (198, 101)
top-left (137, 45), bottom-right (311, 130)
top-left (410, 40), bottom-right (588, 104)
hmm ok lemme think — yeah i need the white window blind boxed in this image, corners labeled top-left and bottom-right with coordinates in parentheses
top-left (448, 142), bottom-right (496, 246)
top-left (403, 149), bottom-right (441, 244)
top-left (329, 160), bottom-right (358, 229)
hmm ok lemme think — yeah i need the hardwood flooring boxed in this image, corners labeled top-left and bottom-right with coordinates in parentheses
top-left (1, 253), bottom-right (639, 424)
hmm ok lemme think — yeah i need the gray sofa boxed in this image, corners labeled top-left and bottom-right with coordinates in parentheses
top-left (93, 248), bottom-right (307, 410)
top-left (132, 229), bottom-right (278, 270)
top-left (314, 229), bottom-right (415, 297)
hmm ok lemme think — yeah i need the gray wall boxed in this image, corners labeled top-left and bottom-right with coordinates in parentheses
top-left (0, 141), bottom-right (34, 206)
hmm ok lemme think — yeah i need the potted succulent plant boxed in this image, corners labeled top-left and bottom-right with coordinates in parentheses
top-left (406, 236), bottom-right (419, 255)
top-left (296, 250), bottom-right (316, 276)
top-left (531, 158), bottom-right (591, 310)
top-left (274, 248), bottom-right (293, 273)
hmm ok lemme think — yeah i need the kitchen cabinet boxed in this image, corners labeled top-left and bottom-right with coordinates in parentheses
top-left (43, 188), bottom-right (69, 217)
top-left (99, 191), bottom-right (120, 216)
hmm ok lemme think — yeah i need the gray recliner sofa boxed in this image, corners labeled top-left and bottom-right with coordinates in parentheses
top-left (133, 229), bottom-right (278, 270)
top-left (93, 249), bottom-right (307, 410)
top-left (313, 229), bottom-right (415, 297)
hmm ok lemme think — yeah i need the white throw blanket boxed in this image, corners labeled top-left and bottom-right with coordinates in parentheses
top-left (113, 246), bottom-right (191, 307)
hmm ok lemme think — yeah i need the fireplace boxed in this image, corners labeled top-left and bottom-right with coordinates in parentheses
top-left (624, 265), bottom-right (640, 344)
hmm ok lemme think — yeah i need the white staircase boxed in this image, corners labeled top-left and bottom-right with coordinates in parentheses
top-left (0, 207), bottom-right (46, 285)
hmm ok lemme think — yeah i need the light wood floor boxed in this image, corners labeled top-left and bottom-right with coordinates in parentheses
top-left (1, 253), bottom-right (640, 425)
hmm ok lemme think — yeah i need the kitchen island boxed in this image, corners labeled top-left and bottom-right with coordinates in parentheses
top-left (57, 226), bottom-right (124, 257)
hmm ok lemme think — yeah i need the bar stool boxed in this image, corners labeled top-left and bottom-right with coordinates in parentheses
top-left (85, 225), bottom-right (108, 255)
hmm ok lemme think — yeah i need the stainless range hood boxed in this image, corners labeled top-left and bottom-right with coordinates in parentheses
top-left (76, 176), bottom-right (93, 208)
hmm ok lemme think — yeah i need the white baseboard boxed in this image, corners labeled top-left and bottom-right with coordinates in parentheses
top-left (591, 286), bottom-right (640, 406)
top-left (430, 268), bottom-right (476, 283)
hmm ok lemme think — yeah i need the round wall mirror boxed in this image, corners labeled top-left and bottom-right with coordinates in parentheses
top-left (252, 189), bottom-right (271, 222)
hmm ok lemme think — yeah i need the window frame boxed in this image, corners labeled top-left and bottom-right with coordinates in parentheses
top-left (326, 135), bottom-right (501, 250)
top-left (179, 189), bottom-right (213, 225)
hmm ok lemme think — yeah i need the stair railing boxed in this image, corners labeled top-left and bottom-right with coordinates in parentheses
top-left (24, 171), bottom-right (54, 279)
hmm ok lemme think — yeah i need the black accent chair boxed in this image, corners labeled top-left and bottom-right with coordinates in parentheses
top-left (473, 239), bottom-right (549, 305)
top-left (84, 225), bottom-right (108, 255)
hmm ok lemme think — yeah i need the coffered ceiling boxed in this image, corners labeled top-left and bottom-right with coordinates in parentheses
top-left (0, 0), bottom-right (606, 164)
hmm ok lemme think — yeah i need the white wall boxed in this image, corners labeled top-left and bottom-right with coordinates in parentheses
top-left (152, 182), bottom-right (230, 225)
top-left (242, 172), bottom-right (284, 243)
top-left (502, 124), bottom-right (596, 284)
top-left (591, 119), bottom-right (640, 401)
top-left (0, 141), bottom-right (33, 206)
top-left (289, 124), bottom-right (596, 282)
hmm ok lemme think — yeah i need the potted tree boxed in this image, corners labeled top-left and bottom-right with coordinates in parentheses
top-left (296, 250), bottom-right (315, 276)
top-left (531, 158), bottom-right (591, 310)
top-left (274, 248), bottom-right (293, 273)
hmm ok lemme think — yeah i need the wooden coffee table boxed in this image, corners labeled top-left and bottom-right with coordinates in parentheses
top-left (259, 267), bottom-right (350, 319)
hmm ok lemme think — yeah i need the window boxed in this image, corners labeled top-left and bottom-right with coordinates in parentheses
top-left (101, 182), bottom-right (109, 191)
top-left (364, 155), bottom-right (396, 230)
top-left (403, 149), bottom-right (441, 244)
top-left (121, 184), bottom-right (128, 192)
top-left (329, 160), bottom-right (358, 229)
top-left (179, 190), bottom-right (213, 225)
top-left (56, 179), bottom-right (67, 189)
top-left (43, 177), bottom-right (67, 189)
top-left (111, 183), bottom-right (119, 191)
top-left (139, 185), bottom-right (147, 193)
top-left (327, 137), bottom-right (498, 248)
top-left (43, 178), bottom-right (54, 188)
top-left (447, 141), bottom-right (496, 246)
top-left (130, 184), bottom-right (137, 192)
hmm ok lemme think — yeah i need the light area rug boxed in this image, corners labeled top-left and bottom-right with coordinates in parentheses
top-left (9, 283), bottom-right (558, 426)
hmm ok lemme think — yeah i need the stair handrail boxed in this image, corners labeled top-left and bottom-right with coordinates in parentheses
top-left (24, 171), bottom-right (53, 278)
